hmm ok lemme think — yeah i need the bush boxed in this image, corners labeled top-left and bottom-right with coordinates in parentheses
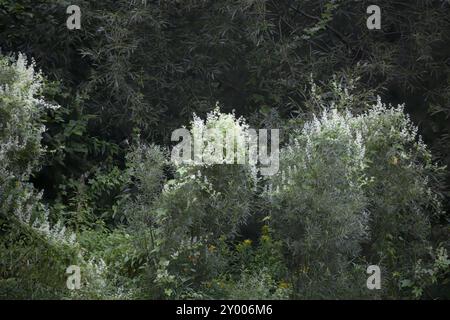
top-left (119, 108), bottom-right (259, 298)
top-left (0, 53), bottom-right (76, 299)
top-left (161, 107), bottom-right (257, 241)
top-left (203, 225), bottom-right (291, 300)
top-left (208, 268), bottom-right (291, 300)
top-left (355, 100), bottom-right (445, 297)
top-left (0, 53), bottom-right (119, 300)
top-left (0, 53), bottom-right (48, 176)
top-left (267, 107), bottom-right (370, 298)
top-left (267, 98), bottom-right (444, 299)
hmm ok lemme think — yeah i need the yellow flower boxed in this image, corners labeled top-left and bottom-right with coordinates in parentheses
top-left (243, 239), bottom-right (252, 246)
top-left (279, 281), bottom-right (290, 289)
top-left (299, 265), bottom-right (309, 274)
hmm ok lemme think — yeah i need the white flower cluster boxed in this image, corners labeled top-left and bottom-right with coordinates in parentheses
top-left (1, 53), bottom-right (73, 247)
top-left (172, 105), bottom-right (279, 177)
top-left (190, 105), bottom-right (251, 167)
top-left (31, 209), bottom-right (77, 246)
top-left (267, 106), bottom-right (366, 197)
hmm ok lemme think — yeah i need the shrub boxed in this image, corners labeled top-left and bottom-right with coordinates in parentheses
top-left (355, 100), bottom-right (445, 297)
top-left (267, 108), bottom-right (370, 298)
top-left (119, 108), bottom-right (259, 298)
top-left (267, 98), bottom-right (444, 298)
top-left (203, 225), bottom-right (291, 300)
top-left (208, 268), bottom-right (291, 300)
top-left (161, 107), bottom-right (257, 242)
top-left (0, 53), bottom-right (76, 298)
top-left (0, 53), bottom-right (116, 300)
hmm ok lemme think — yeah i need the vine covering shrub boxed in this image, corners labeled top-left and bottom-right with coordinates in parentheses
top-left (267, 99), bottom-right (446, 298)
top-left (0, 54), bottom-right (116, 299)
top-left (0, 54), bottom-right (76, 298)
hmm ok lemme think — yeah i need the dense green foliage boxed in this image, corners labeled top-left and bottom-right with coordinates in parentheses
top-left (0, 0), bottom-right (449, 299)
